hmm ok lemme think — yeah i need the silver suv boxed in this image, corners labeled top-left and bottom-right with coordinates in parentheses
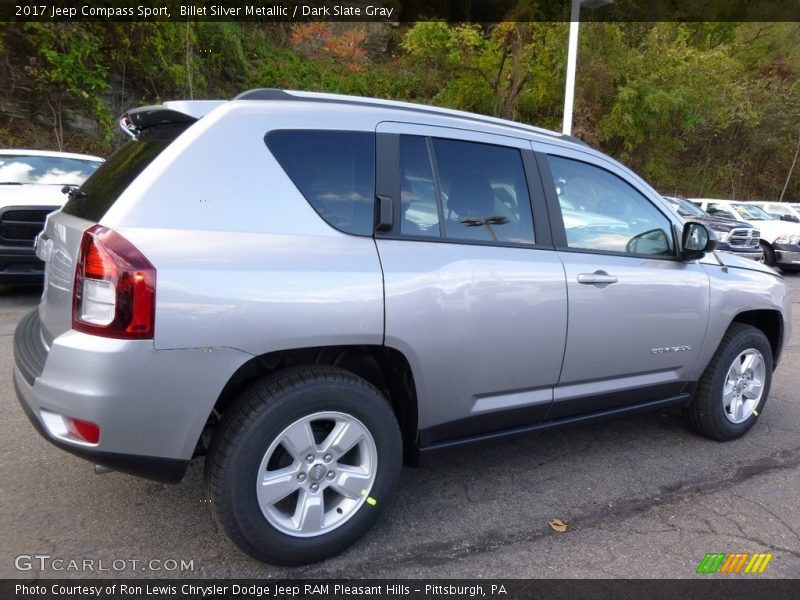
top-left (13, 90), bottom-right (791, 565)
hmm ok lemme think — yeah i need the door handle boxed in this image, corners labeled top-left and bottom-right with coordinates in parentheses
top-left (577, 271), bottom-right (618, 285)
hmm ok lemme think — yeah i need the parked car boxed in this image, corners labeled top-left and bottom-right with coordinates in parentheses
top-left (14, 91), bottom-right (790, 565)
top-left (748, 201), bottom-right (800, 223)
top-left (0, 150), bottom-right (103, 283)
top-left (691, 198), bottom-right (800, 271)
top-left (662, 196), bottom-right (763, 262)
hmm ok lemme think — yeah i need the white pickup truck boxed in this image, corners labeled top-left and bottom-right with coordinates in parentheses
top-left (691, 198), bottom-right (800, 271)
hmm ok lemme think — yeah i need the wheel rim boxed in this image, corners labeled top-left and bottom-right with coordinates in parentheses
top-left (255, 411), bottom-right (377, 538)
top-left (722, 349), bottom-right (766, 424)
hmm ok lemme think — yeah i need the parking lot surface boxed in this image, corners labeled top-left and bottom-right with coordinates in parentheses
top-left (1, 277), bottom-right (799, 579)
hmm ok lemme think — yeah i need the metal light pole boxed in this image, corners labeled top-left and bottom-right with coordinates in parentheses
top-left (562, 0), bottom-right (613, 136)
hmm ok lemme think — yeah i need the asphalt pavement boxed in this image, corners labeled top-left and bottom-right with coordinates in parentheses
top-left (1, 278), bottom-right (799, 579)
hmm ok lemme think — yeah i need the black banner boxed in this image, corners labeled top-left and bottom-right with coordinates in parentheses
top-left (3, 580), bottom-right (800, 600)
top-left (1, 0), bottom-right (800, 23)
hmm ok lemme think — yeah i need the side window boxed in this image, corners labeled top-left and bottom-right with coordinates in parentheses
top-left (266, 130), bottom-right (375, 235)
top-left (400, 136), bottom-right (440, 237)
top-left (432, 138), bottom-right (535, 244)
top-left (547, 155), bottom-right (674, 256)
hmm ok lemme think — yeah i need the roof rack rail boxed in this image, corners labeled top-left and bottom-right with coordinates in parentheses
top-left (233, 88), bottom-right (586, 146)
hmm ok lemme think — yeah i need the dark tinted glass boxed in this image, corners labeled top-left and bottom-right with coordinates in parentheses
top-left (400, 136), bottom-right (439, 237)
top-left (431, 138), bottom-right (535, 244)
top-left (62, 124), bottom-right (188, 222)
top-left (267, 130), bottom-right (375, 236)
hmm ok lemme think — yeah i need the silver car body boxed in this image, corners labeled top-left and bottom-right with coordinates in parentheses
top-left (14, 91), bottom-right (791, 480)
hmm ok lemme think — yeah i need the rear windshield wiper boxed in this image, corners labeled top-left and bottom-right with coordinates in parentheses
top-left (61, 185), bottom-right (87, 200)
top-left (0, 181), bottom-right (23, 185)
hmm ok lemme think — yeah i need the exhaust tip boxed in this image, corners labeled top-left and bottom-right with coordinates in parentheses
top-left (93, 464), bottom-right (114, 475)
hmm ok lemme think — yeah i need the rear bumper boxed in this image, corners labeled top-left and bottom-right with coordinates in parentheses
top-left (14, 374), bottom-right (189, 483)
top-left (13, 309), bottom-right (252, 483)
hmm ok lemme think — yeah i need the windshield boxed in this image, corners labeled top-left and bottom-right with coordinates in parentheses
top-left (732, 203), bottom-right (772, 220)
top-left (0, 154), bottom-right (101, 185)
top-left (666, 196), bottom-right (706, 217)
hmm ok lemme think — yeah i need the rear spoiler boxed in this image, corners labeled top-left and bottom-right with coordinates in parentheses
top-left (119, 100), bottom-right (225, 139)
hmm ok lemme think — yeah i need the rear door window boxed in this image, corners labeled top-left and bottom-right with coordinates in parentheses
top-left (266, 130), bottom-right (375, 236)
top-left (432, 138), bottom-right (535, 244)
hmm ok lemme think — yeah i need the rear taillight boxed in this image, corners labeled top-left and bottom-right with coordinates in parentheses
top-left (73, 225), bottom-right (156, 339)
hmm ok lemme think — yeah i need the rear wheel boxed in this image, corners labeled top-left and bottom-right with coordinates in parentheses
top-left (206, 366), bottom-right (402, 565)
top-left (685, 324), bottom-right (772, 441)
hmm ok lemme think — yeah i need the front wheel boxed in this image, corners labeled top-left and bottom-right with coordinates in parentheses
top-left (760, 241), bottom-right (775, 267)
top-left (684, 324), bottom-right (772, 441)
top-left (206, 366), bottom-right (402, 565)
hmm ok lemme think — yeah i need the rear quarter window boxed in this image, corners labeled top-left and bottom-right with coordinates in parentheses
top-left (266, 130), bottom-right (375, 236)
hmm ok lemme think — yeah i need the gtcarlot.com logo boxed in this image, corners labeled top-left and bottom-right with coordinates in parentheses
top-left (696, 552), bottom-right (773, 574)
top-left (14, 554), bottom-right (194, 572)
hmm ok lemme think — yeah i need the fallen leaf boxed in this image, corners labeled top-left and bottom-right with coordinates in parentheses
top-left (548, 518), bottom-right (567, 532)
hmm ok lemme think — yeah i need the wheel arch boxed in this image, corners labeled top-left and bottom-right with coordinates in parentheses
top-left (731, 309), bottom-right (784, 367)
top-left (207, 345), bottom-right (419, 463)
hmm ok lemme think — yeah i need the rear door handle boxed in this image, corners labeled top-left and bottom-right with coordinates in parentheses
top-left (577, 271), bottom-right (618, 285)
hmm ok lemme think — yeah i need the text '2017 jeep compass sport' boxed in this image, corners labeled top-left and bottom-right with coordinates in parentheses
top-left (14, 90), bottom-right (791, 565)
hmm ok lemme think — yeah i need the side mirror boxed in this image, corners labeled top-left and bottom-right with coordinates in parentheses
top-left (681, 222), bottom-right (716, 261)
top-left (780, 214), bottom-right (800, 223)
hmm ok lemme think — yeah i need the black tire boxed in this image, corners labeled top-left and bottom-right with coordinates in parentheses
top-left (760, 241), bottom-right (775, 267)
top-left (684, 323), bottom-right (772, 441)
top-left (206, 366), bottom-right (402, 565)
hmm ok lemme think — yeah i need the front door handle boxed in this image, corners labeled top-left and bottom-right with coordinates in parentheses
top-left (577, 271), bottom-right (618, 285)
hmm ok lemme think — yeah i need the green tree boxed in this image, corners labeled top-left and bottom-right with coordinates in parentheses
top-left (24, 23), bottom-right (112, 147)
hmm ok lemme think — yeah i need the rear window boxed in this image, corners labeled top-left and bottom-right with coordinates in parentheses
top-left (0, 154), bottom-right (100, 185)
top-left (62, 124), bottom-right (188, 222)
top-left (266, 130), bottom-right (375, 236)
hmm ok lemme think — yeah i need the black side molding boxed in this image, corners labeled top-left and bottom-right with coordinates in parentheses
top-left (418, 393), bottom-right (692, 456)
